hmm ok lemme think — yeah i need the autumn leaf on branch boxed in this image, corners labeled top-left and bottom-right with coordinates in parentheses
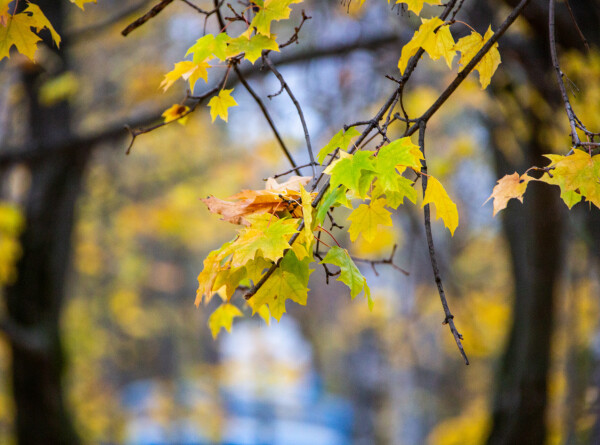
top-left (161, 104), bottom-right (190, 125)
top-left (202, 175), bottom-right (314, 225)
top-left (454, 25), bottom-right (501, 89)
top-left (250, 0), bottom-right (303, 37)
top-left (485, 172), bottom-right (532, 216)
top-left (398, 17), bottom-right (455, 75)
top-left (208, 89), bottom-right (238, 122)
top-left (208, 303), bottom-right (243, 338)
top-left (348, 198), bottom-right (393, 243)
top-left (422, 176), bottom-right (459, 235)
top-left (320, 246), bottom-right (373, 310)
top-left (0, 3), bottom-right (61, 61)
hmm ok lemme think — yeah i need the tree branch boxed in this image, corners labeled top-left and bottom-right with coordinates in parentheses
top-left (418, 120), bottom-right (469, 365)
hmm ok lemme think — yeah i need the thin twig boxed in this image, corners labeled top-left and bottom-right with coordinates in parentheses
top-left (564, 0), bottom-right (589, 51)
top-left (352, 244), bottom-right (410, 276)
top-left (418, 120), bottom-right (469, 365)
top-left (121, 0), bottom-right (174, 36)
top-left (262, 55), bottom-right (317, 180)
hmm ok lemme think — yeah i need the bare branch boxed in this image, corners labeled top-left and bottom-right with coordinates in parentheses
top-left (418, 120), bottom-right (469, 365)
top-left (121, 0), bottom-right (174, 37)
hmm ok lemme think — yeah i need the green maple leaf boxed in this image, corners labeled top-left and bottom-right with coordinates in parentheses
top-left (186, 33), bottom-right (230, 63)
top-left (208, 89), bottom-right (238, 122)
top-left (227, 33), bottom-right (279, 64)
top-left (348, 198), bottom-right (393, 243)
top-left (372, 177), bottom-right (417, 208)
top-left (208, 303), bottom-right (243, 338)
top-left (316, 186), bottom-right (348, 225)
top-left (317, 127), bottom-right (361, 164)
top-left (374, 137), bottom-right (423, 191)
top-left (329, 151), bottom-right (375, 198)
top-left (320, 246), bottom-right (373, 310)
top-left (252, 251), bottom-right (312, 320)
top-left (228, 214), bottom-right (298, 267)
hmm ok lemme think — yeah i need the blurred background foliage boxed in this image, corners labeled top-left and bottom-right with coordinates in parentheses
top-left (0, 0), bottom-right (600, 444)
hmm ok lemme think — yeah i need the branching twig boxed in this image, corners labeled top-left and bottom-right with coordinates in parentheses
top-left (418, 120), bottom-right (469, 365)
top-left (352, 244), bottom-right (410, 276)
top-left (263, 55), bottom-right (317, 180)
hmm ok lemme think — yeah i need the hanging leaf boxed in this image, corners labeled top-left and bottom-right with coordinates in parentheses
top-left (422, 176), bottom-right (459, 235)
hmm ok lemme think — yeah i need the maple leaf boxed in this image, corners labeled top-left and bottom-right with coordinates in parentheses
top-left (300, 184), bottom-right (315, 241)
top-left (250, 0), bottom-right (301, 36)
top-left (202, 175), bottom-right (312, 225)
top-left (196, 240), bottom-right (235, 306)
top-left (320, 246), bottom-right (373, 310)
top-left (0, 0), bottom-right (9, 26)
top-left (374, 137), bottom-right (423, 191)
top-left (186, 33), bottom-right (230, 63)
top-left (252, 250), bottom-right (311, 320)
top-left (70, 0), bottom-right (97, 10)
top-left (547, 150), bottom-right (600, 208)
top-left (317, 127), bottom-right (361, 164)
top-left (348, 198), bottom-right (393, 243)
top-left (0, 4), bottom-right (61, 61)
top-left (227, 33), bottom-right (279, 64)
top-left (398, 17), bottom-right (455, 74)
top-left (208, 303), bottom-right (243, 338)
top-left (422, 176), bottom-right (459, 235)
top-left (372, 177), bottom-right (417, 208)
top-left (160, 61), bottom-right (210, 93)
top-left (454, 26), bottom-right (501, 89)
top-left (392, 0), bottom-right (442, 15)
top-left (161, 104), bottom-right (190, 125)
top-left (208, 89), bottom-right (238, 122)
top-left (328, 151), bottom-right (376, 198)
top-left (537, 172), bottom-right (582, 209)
top-left (315, 186), bottom-right (348, 225)
top-left (228, 214), bottom-right (298, 268)
top-left (485, 172), bottom-right (532, 216)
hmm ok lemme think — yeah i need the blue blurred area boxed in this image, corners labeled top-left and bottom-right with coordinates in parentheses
top-left (121, 319), bottom-right (354, 445)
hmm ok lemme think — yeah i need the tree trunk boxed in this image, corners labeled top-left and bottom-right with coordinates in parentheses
top-left (3, 1), bottom-right (85, 443)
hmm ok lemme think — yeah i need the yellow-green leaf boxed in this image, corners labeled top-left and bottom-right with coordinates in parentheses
top-left (251, 251), bottom-right (311, 320)
top-left (422, 176), bottom-right (459, 235)
top-left (160, 61), bottom-right (210, 93)
top-left (393, 0), bottom-right (442, 16)
top-left (454, 26), bottom-right (500, 89)
top-left (208, 303), bottom-right (243, 338)
top-left (208, 89), bottom-right (238, 122)
top-left (320, 246), bottom-right (372, 310)
top-left (227, 33), bottom-right (279, 64)
top-left (317, 127), bottom-right (361, 164)
top-left (250, 0), bottom-right (300, 36)
top-left (348, 198), bottom-right (393, 243)
top-left (398, 17), bottom-right (454, 74)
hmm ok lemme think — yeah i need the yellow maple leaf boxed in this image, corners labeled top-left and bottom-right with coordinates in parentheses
top-left (398, 17), bottom-right (454, 74)
top-left (549, 150), bottom-right (600, 208)
top-left (208, 303), bottom-right (243, 338)
top-left (454, 26), bottom-right (501, 89)
top-left (0, 13), bottom-right (40, 61)
top-left (394, 0), bottom-right (442, 16)
top-left (208, 89), bottom-right (238, 122)
top-left (70, 0), bottom-right (97, 10)
top-left (348, 198), bottom-right (393, 243)
top-left (160, 61), bottom-right (210, 93)
top-left (161, 104), bottom-right (190, 125)
top-left (24, 3), bottom-right (60, 47)
top-left (485, 172), bottom-right (531, 216)
top-left (422, 176), bottom-right (459, 235)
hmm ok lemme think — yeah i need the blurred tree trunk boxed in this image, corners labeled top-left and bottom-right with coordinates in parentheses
top-left (486, 1), bottom-right (600, 443)
top-left (3, 1), bottom-right (84, 443)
